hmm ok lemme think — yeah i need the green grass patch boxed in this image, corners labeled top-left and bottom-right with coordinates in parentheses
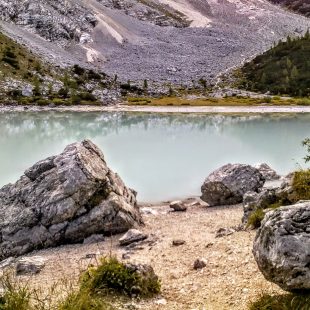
top-left (126, 96), bottom-right (305, 106)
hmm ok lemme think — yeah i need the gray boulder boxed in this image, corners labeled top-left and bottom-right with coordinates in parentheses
top-left (254, 163), bottom-right (280, 181)
top-left (253, 201), bottom-right (310, 292)
top-left (201, 164), bottom-right (265, 206)
top-left (0, 140), bottom-right (142, 260)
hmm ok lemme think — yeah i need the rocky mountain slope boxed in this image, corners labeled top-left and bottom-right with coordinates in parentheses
top-left (269, 0), bottom-right (310, 17)
top-left (0, 0), bottom-right (309, 86)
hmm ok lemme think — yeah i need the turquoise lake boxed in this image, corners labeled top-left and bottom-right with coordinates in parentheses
top-left (0, 112), bottom-right (309, 202)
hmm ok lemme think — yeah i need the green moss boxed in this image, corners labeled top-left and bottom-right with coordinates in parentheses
top-left (248, 292), bottom-right (310, 310)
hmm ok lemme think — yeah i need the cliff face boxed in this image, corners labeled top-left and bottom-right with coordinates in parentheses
top-left (0, 0), bottom-right (310, 84)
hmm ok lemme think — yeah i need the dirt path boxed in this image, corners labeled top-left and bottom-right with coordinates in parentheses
top-left (22, 202), bottom-right (282, 310)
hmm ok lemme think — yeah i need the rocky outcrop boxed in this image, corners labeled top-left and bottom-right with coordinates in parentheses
top-left (253, 201), bottom-right (310, 292)
top-left (201, 164), bottom-right (265, 206)
top-left (0, 140), bottom-right (142, 260)
top-left (254, 163), bottom-right (280, 181)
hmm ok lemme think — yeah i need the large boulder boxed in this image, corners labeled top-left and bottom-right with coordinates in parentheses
top-left (201, 164), bottom-right (265, 206)
top-left (0, 140), bottom-right (142, 260)
top-left (253, 201), bottom-right (310, 292)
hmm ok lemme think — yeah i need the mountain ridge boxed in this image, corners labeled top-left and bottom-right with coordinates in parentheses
top-left (1, 0), bottom-right (309, 85)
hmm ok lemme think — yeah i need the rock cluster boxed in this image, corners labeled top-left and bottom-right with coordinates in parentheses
top-left (0, 140), bottom-right (142, 260)
top-left (253, 201), bottom-right (310, 292)
top-left (201, 164), bottom-right (265, 206)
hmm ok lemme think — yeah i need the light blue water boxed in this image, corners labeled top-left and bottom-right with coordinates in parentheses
top-left (0, 112), bottom-right (309, 202)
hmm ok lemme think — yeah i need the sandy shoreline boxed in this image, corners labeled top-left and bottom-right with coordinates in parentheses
top-left (1, 104), bottom-right (310, 114)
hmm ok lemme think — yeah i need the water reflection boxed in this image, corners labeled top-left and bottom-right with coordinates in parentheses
top-left (0, 112), bottom-right (309, 201)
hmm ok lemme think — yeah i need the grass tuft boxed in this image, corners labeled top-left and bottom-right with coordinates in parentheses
top-left (249, 292), bottom-right (310, 310)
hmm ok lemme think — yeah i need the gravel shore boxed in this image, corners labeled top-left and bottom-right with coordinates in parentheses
top-left (1, 104), bottom-right (310, 114)
top-left (16, 200), bottom-right (282, 310)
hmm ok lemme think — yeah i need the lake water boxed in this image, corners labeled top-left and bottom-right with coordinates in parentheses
top-left (0, 112), bottom-right (309, 202)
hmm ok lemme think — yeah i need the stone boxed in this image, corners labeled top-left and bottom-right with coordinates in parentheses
top-left (83, 234), bottom-right (105, 244)
top-left (140, 207), bottom-right (158, 215)
top-left (215, 227), bottom-right (235, 238)
top-left (0, 140), bottom-right (142, 260)
top-left (21, 85), bottom-right (33, 97)
top-left (124, 263), bottom-right (159, 295)
top-left (119, 229), bottom-right (148, 246)
top-left (16, 256), bottom-right (46, 275)
top-left (155, 298), bottom-right (167, 305)
top-left (253, 201), bottom-right (310, 292)
top-left (242, 189), bottom-right (278, 224)
top-left (170, 201), bottom-right (187, 212)
top-left (201, 164), bottom-right (265, 206)
top-left (193, 258), bottom-right (207, 270)
top-left (172, 239), bottom-right (186, 246)
top-left (0, 257), bottom-right (15, 269)
top-left (254, 163), bottom-right (280, 181)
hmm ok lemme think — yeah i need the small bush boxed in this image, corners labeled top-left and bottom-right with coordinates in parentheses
top-left (72, 64), bottom-right (85, 76)
top-left (79, 92), bottom-right (96, 102)
top-left (52, 98), bottom-right (67, 106)
top-left (81, 257), bottom-right (160, 298)
top-left (249, 292), bottom-right (310, 310)
top-left (247, 208), bottom-right (265, 229)
top-left (70, 94), bottom-right (82, 105)
top-left (2, 57), bottom-right (19, 69)
top-left (35, 99), bottom-right (49, 106)
top-left (292, 170), bottom-right (310, 202)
